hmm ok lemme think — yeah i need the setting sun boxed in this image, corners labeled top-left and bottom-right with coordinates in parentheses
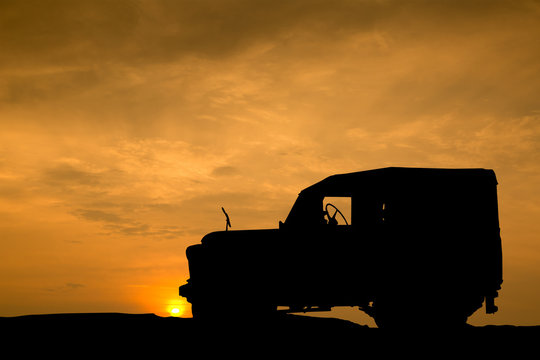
top-left (166, 299), bottom-right (188, 317)
top-left (168, 306), bottom-right (183, 317)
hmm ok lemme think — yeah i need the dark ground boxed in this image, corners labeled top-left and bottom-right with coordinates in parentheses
top-left (2, 313), bottom-right (539, 356)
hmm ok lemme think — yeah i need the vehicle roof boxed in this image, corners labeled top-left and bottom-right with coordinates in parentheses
top-left (300, 167), bottom-right (497, 196)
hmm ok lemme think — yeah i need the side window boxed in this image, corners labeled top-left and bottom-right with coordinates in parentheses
top-left (323, 197), bottom-right (352, 225)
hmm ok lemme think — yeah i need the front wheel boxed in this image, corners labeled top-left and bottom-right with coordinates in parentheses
top-left (191, 300), bottom-right (278, 322)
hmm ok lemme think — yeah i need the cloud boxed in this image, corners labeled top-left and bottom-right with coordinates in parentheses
top-left (74, 209), bottom-right (127, 224)
top-left (211, 165), bottom-right (240, 177)
top-left (44, 283), bottom-right (85, 292)
top-left (345, 114), bottom-right (540, 169)
top-left (74, 207), bottom-right (185, 238)
top-left (65, 283), bottom-right (85, 289)
top-left (0, 0), bottom-right (140, 67)
top-left (42, 163), bottom-right (102, 187)
top-left (3, 0), bottom-right (534, 70)
top-left (3, 0), bottom-right (539, 146)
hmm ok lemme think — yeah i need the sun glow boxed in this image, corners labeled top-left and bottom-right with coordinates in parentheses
top-left (166, 298), bottom-right (188, 317)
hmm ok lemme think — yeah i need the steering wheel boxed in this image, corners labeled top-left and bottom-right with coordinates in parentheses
top-left (324, 203), bottom-right (349, 226)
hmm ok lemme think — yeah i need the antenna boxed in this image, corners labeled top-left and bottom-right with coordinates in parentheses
top-left (221, 207), bottom-right (231, 231)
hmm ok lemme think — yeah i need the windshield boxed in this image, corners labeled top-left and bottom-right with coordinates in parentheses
top-left (284, 193), bottom-right (325, 227)
top-left (284, 193), bottom-right (352, 227)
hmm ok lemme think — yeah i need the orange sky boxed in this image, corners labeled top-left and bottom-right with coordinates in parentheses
top-left (1, 0), bottom-right (539, 326)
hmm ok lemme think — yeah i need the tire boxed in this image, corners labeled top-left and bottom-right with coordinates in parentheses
top-left (191, 300), bottom-right (277, 322)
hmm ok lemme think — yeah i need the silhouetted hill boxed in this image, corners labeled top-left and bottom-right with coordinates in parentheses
top-left (2, 313), bottom-right (539, 355)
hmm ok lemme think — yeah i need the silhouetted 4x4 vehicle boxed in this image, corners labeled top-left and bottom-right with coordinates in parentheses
top-left (179, 167), bottom-right (503, 328)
